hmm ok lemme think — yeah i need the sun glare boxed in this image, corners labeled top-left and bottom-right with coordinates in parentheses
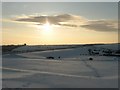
top-left (43, 21), bottom-right (51, 31)
top-left (35, 21), bottom-right (55, 41)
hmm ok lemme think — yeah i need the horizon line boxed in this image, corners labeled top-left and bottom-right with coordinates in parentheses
top-left (1, 42), bottom-right (119, 46)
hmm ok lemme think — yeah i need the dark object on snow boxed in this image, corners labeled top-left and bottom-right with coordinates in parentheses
top-left (46, 56), bottom-right (54, 59)
top-left (58, 56), bottom-right (61, 59)
top-left (89, 57), bottom-right (93, 60)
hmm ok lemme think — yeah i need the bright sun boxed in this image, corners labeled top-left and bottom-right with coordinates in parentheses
top-left (43, 21), bottom-right (51, 31)
top-left (40, 21), bottom-right (54, 36)
top-left (36, 21), bottom-right (54, 37)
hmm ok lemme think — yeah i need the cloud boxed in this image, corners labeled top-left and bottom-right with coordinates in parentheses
top-left (81, 20), bottom-right (118, 32)
top-left (15, 14), bottom-right (86, 25)
top-left (14, 14), bottom-right (118, 32)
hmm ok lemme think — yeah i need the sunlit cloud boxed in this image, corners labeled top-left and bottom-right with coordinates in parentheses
top-left (14, 14), bottom-right (86, 25)
top-left (13, 14), bottom-right (118, 32)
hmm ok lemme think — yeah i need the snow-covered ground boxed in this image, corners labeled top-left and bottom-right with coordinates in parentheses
top-left (2, 45), bottom-right (119, 88)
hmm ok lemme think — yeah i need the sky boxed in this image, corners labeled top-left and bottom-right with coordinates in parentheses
top-left (2, 2), bottom-right (118, 45)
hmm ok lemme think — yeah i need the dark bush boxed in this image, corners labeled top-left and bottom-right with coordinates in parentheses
top-left (46, 56), bottom-right (54, 59)
top-left (89, 57), bottom-right (93, 60)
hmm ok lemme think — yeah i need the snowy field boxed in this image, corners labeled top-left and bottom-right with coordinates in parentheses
top-left (2, 45), bottom-right (119, 88)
